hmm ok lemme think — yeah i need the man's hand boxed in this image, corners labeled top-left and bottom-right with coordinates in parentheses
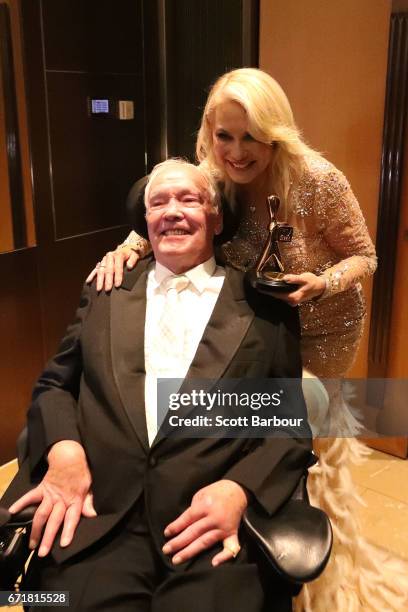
top-left (8, 440), bottom-right (96, 557)
top-left (162, 479), bottom-right (248, 567)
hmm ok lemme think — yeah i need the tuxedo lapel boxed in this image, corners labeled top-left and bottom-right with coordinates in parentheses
top-left (110, 261), bottom-right (151, 452)
top-left (185, 266), bottom-right (254, 381)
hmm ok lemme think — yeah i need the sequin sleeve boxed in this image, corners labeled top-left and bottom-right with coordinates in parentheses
top-left (314, 166), bottom-right (377, 299)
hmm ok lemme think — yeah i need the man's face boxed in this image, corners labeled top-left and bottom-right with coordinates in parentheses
top-left (145, 166), bottom-right (222, 273)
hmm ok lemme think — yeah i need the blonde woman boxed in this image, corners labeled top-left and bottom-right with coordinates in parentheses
top-left (88, 69), bottom-right (406, 611)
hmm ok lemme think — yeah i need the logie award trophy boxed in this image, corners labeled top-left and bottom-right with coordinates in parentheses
top-left (246, 194), bottom-right (299, 294)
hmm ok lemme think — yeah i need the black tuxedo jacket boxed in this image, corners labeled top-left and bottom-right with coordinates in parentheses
top-left (3, 260), bottom-right (313, 565)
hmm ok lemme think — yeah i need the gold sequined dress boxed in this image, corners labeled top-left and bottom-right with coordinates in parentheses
top-left (222, 157), bottom-right (407, 611)
top-left (223, 157), bottom-right (376, 382)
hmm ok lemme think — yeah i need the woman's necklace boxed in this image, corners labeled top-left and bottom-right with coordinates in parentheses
top-left (242, 200), bottom-right (269, 226)
top-left (237, 183), bottom-right (271, 227)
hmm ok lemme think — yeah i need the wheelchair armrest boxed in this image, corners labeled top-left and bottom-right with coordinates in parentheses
top-left (0, 505), bottom-right (37, 529)
top-left (0, 505), bottom-right (36, 592)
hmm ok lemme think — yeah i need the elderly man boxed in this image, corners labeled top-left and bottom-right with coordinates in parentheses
top-left (5, 159), bottom-right (313, 612)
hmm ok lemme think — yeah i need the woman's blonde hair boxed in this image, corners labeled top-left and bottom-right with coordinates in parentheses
top-left (196, 68), bottom-right (320, 205)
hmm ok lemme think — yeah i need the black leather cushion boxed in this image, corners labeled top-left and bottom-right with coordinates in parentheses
top-left (243, 478), bottom-right (332, 584)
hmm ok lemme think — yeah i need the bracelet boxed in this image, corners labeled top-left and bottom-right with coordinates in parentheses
top-left (130, 242), bottom-right (152, 259)
top-left (118, 233), bottom-right (151, 258)
top-left (312, 276), bottom-right (329, 301)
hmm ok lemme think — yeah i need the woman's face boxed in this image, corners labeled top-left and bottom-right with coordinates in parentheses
top-left (211, 100), bottom-right (273, 187)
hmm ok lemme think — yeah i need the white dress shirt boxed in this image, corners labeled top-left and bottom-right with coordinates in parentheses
top-left (144, 257), bottom-right (225, 445)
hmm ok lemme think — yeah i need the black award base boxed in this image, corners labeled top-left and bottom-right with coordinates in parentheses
top-left (246, 270), bottom-right (299, 294)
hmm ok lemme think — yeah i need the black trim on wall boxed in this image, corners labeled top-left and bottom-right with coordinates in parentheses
top-left (0, 2), bottom-right (26, 249)
top-left (141, 0), bottom-right (166, 168)
top-left (242, 0), bottom-right (259, 66)
top-left (154, 0), bottom-right (259, 162)
top-left (368, 13), bottom-right (408, 391)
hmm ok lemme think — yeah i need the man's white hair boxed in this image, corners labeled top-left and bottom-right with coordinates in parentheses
top-left (144, 158), bottom-right (221, 211)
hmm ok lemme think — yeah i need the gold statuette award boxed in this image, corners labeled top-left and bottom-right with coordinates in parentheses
top-left (246, 195), bottom-right (298, 294)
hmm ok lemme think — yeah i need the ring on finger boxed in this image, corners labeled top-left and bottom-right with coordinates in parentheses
top-left (224, 544), bottom-right (240, 558)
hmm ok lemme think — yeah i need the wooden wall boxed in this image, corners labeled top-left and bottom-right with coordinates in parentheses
top-left (259, 0), bottom-right (391, 377)
top-left (0, 0), bottom-right (35, 252)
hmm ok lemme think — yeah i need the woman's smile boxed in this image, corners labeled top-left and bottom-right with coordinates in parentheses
top-left (212, 101), bottom-right (273, 186)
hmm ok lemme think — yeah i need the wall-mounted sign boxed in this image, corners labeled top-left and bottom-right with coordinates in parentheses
top-left (88, 98), bottom-right (134, 120)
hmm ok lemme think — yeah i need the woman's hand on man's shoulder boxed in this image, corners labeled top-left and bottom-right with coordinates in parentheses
top-left (86, 246), bottom-right (140, 292)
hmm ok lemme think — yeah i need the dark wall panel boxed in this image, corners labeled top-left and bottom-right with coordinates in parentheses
top-left (47, 72), bottom-right (145, 238)
top-left (41, 0), bottom-right (146, 240)
top-left (164, 0), bottom-right (259, 159)
top-left (41, 0), bottom-right (143, 73)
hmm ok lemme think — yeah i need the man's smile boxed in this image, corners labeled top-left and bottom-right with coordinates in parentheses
top-left (161, 229), bottom-right (191, 236)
